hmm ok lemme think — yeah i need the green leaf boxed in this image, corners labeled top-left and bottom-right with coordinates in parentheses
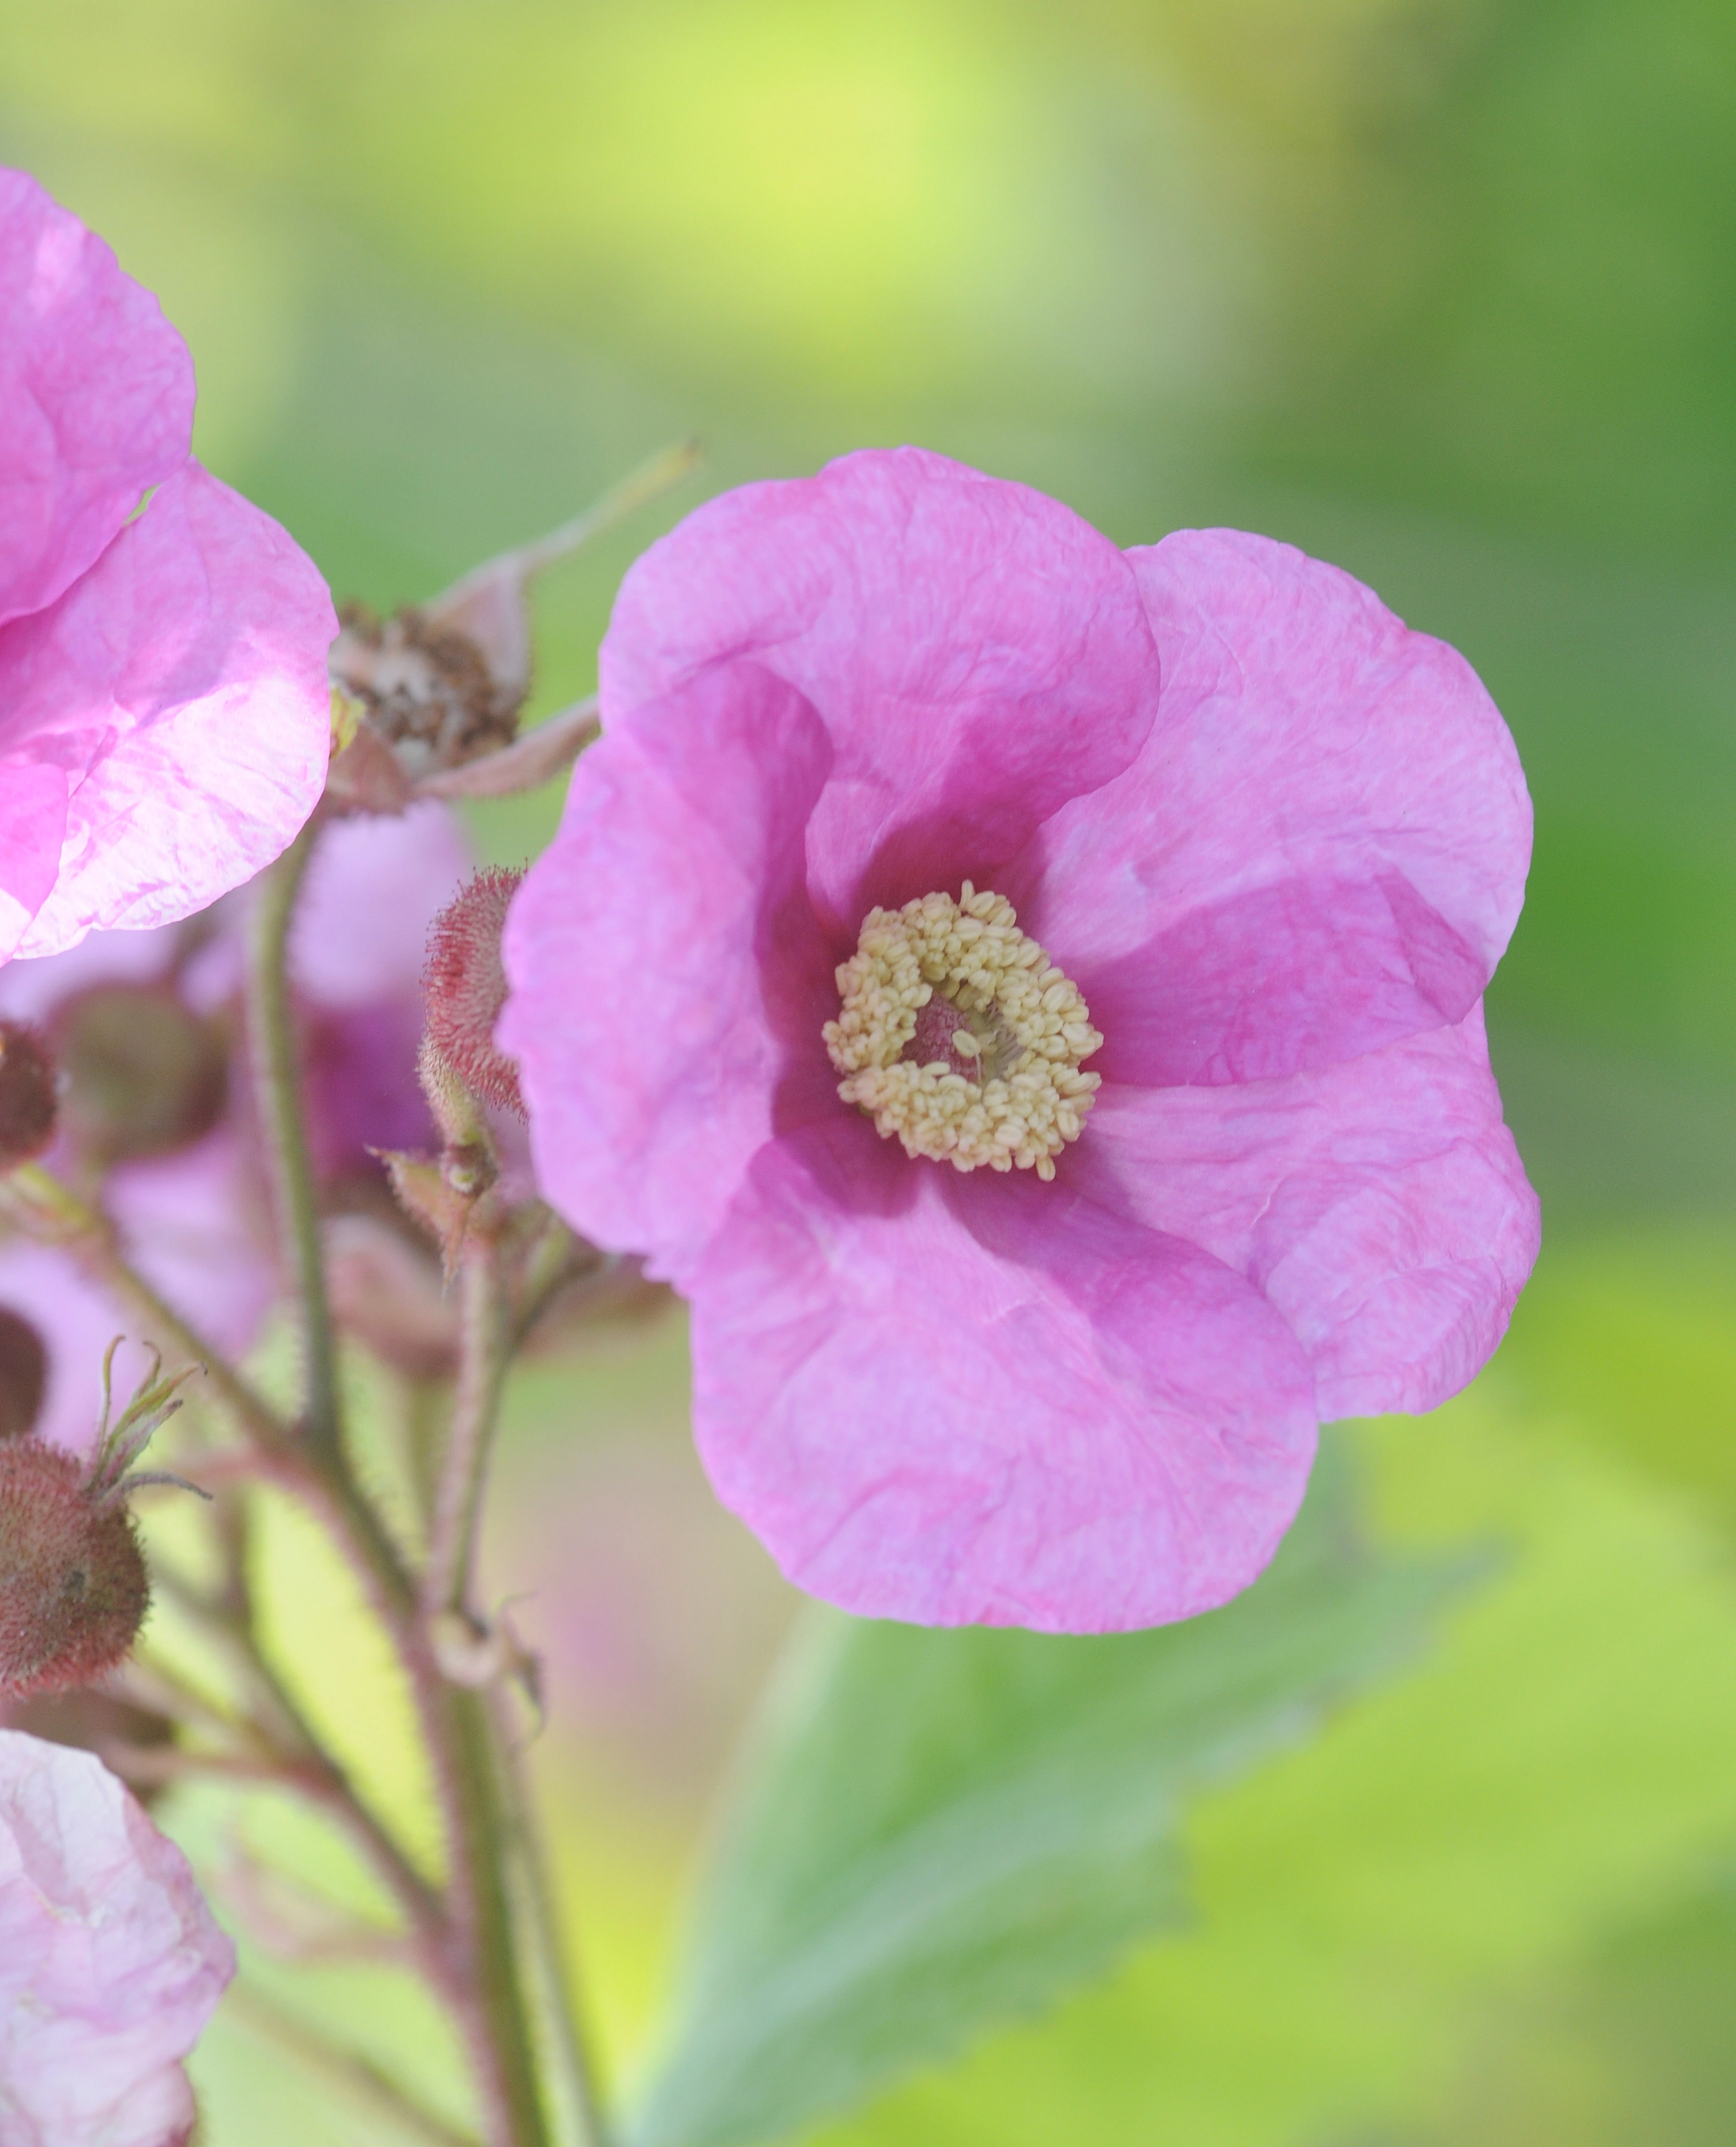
top-left (627, 1442), bottom-right (1481, 2147)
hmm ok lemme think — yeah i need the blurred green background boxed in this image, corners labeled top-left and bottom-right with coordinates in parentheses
top-left (8, 1), bottom-right (1736, 2140)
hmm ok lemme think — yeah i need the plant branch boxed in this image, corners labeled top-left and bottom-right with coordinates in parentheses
top-left (489, 1690), bottom-right (613, 2147)
top-left (223, 1983), bottom-right (482, 2147)
top-left (246, 820), bottom-right (341, 1461)
top-left (424, 1243), bottom-right (513, 1621)
top-left (3, 1164), bottom-right (291, 1452)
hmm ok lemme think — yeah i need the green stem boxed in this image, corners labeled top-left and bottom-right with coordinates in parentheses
top-left (241, 820), bottom-right (552, 2142)
top-left (435, 1684), bottom-right (554, 2147)
top-left (424, 1243), bottom-right (514, 1620)
top-left (490, 1691), bottom-right (615, 2147)
top-left (246, 821), bottom-right (341, 1461)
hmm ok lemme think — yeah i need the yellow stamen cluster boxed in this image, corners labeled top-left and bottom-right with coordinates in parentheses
top-left (822, 884), bottom-right (1103, 1180)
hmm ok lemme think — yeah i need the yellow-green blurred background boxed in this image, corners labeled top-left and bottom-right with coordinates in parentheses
top-left (9, 1), bottom-right (1736, 2140)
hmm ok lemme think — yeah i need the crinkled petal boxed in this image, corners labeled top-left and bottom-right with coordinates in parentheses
top-left (1074, 1006), bottom-right (1540, 1420)
top-left (1, 459), bottom-right (335, 962)
top-left (0, 1731), bottom-right (232, 2146)
top-left (1020, 529), bottom-right (1530, 1084)
top-left (0, 169), bottom-right (194, 629)
top-left (503, 668), bottom-right (836, 1278)
top-left (601, 445), bottom-right (1162, 928)
top-left (686, 1121), bottom-right (1318, 1631)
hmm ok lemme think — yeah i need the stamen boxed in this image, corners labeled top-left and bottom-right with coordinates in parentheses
top-left (822, 883), bottom-right (1103, 1180)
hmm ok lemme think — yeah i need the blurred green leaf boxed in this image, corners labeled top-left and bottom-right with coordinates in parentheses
top-left (628, 1447), bottom-right (1479, 2147)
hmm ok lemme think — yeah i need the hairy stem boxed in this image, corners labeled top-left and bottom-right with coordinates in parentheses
top-left (246, 821), bottom-right (341, 1461)
top-left (431, 1683), bottom-right (554, 2147)
top-left (239, 818), bottom-right (554, 2140)
top-left (424, 1243), bottom-right (513, 1620)
top-left (490, 1691), bottom-right (614, 2147)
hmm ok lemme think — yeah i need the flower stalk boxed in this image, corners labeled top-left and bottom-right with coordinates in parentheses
top-left (246, 820), bottom-right (343, 1463)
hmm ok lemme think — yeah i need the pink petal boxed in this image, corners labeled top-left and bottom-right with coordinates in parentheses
top-left (0, 1245), bottom-right (139, 1457)
top-left (503, 667), bottom-right (836, 1280)
top-left (0, 914), bottom-right (174, 1023)
top-left (1075, 1006), bottom-right (1540, 1420)
top-left (290, 800), bottom-right (470, 1009)
top-left (1019, 529), bottom-right (1530, 1084)
top-left (0, 761), bottom-right (69, 958)
top-left (601, 446), bottom-right (1162, 929)
top-left (0, 1127), bottom-right (272, 1458)
top-left (0, 460), bottom-right (335, 962)
top-left (0, 1731), bottom-right (233, 2146)
top-left (107, 1128), bottom-right (275, 1362)
top-left (686, 1121), bottom-right (1319, 1632)
top-left (0, 169), bottom-right (194, 630)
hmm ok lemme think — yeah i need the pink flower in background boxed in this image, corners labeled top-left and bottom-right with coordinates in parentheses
top-left (502, 447), bottom-right (1539, 1633)
top-left (0, 802), bottom-right (478, 1435)
top-left (0, 1730), bottom-right (233, 2146)
top-left (0, 166), bottom-right (335, 967)
top-left (0, 917), bottom-right (274, 1451)
top-left (291, 800), bottom-right (472, 1179)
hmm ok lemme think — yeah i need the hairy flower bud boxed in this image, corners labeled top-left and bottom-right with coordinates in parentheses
top-left (0, 1021), bottom-right (58, 1168)
top-left (0, 1344), bottom-right (203, 1698)
top-left (0, 1308), bottom-right (47, 1443)
top-left (423, 867), bottom-right (525, 1115)
top-left (50, 983), bottom-right (227, 1164)
top-left (0, 1442), bottom-right (148, 1698)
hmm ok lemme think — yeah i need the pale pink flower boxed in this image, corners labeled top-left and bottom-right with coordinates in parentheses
top-left (0, 803), bottom-right (477, 1433)
top-left (501, 449), bottom-right (1538, 1632)
top-left (0, 167), bottom-right (335, 967)
top-left (0, 1730), bottom-right (233, 2146)
top-left (0, 917), bottom-right (273, 1450)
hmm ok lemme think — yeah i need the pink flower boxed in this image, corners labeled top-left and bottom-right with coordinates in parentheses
top-left (0, 802), bottom-right (478, 1435)
top-left (0, 1730), bottom-right (233, 2146)
top-left (0, 917), bottom-right (275, 1452)
top-left (0, 167), bottom-right (335, 967)
top-left (290, 799), bottom-right (473, 1179)
top-left (519, 451), bottom-right (1536, 1630)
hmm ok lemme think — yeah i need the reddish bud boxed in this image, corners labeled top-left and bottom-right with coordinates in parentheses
top-left (0, 1022), bottom-right (58, 1168)
top-left (423, 867), bottom-right (525, 1116)
top-left (0, 1443), bottom-right (148, 1699)
top-left (0, 1308), bottom-right (47, 1442)
top-left (50, 983), bottom-right (227, 1164)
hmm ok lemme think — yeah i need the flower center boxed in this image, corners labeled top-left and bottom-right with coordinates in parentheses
top-left (822, 884), bottom-right (1102, 1180)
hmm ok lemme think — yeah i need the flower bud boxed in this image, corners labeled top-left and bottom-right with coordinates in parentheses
top-left (0, 1022), bottom-right (58, 1168)
top-left (0, 1309), bottom-right (47, 1443)
top-left (423, 867), bottom-right (525, 1116)
top-left (50, 983), bottom-right (227, 1164)
top-left (0, 1442), bottom-right (148, 1699)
